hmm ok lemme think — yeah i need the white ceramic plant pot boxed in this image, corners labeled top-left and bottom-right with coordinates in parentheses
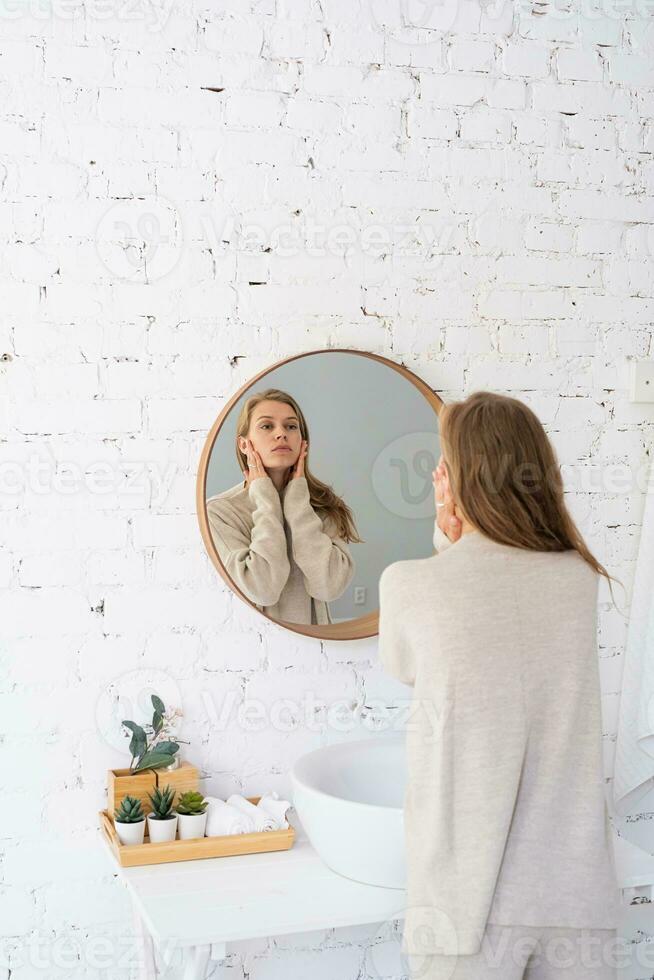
top-left (115, 819), bottom-right (146, 846)
top-left (147, 814), bottom-right (178, 843)
top-left (176, 811), bottom-right (207, 840)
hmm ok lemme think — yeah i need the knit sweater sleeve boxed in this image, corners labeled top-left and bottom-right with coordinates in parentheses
top-left (433, 522), bottom-right (455, 553)
top-left (281, 476), bottom-right (355, 602)
top-left (378, 562), bottom-right (415, 686)
top-left (379, 559), bottom-right (528, 956)
top-left (379, 557), bottom-right (529, 958)
top-left (206, 478), bottom-right (291, 607)
top-left (379, 526), bottom-right (455, 685)
top-left (403, 647), bottom-right (529, 957)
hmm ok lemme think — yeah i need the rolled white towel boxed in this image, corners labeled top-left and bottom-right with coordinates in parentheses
top-left (226, 794), bottom-right (278, 832)
top-left (204, 797), bottom-right (255, 837)
top-left (256, 792), bottom-right (291, 829)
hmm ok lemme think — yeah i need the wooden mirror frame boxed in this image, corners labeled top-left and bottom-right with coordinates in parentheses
top-left (196, 349), bottom-right (444, 641)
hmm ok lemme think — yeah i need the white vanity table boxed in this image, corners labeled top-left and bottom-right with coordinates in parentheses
top-left (103, 811), bottom-right (407, 980)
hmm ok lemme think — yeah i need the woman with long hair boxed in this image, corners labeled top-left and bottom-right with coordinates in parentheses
top-left (207, 387), bottom-right (360, 626)
top-left (379, 391), bottom-right (623, 979)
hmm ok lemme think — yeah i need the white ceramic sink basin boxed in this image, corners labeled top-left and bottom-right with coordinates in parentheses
top-left (290, 734), bottom-right (406, 888)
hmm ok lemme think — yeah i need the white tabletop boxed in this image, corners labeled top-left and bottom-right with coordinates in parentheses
top-left (107, 816), bottom-right (407, 949)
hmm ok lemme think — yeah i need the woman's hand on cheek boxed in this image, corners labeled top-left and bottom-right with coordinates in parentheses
top-left (290, 440), bottom-right (308, 480)
top-left (244, 439), bottom-right (268, 483)
top-left (433, 461), bottom-right (463, 543)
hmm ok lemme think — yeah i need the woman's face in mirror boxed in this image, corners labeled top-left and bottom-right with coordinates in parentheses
top-left (239, 399), bottom-right (303, 474)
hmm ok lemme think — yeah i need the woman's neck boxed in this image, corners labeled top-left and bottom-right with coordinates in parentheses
top-left (455, 506), bottom-right (477, 536)
top-left (269, 469), bottom-right (290, 493)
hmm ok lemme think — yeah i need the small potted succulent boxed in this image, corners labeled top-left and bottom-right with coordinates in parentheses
top-left (175, 790), bottom-right (208, 840)
top-left (146, 784), bottom-right (178, 843)
top-left (114, 795), bottom-right (146, 846)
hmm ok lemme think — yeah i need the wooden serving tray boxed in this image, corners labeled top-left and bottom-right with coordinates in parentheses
top-left (99, 797), bottom-right (295, 867)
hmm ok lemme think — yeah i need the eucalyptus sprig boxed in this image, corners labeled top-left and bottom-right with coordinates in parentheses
top-left (122, 694), bottom-right (188, 773)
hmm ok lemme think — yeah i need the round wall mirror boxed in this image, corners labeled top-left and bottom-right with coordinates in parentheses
top-left (196, 349), bottom-right (444, 640)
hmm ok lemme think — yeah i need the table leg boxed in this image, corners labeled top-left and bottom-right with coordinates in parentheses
top-left (131, 894), bottom-right (157, 980)
top-left (210, 942), bottom-right (227, 961)
top-left (183, 944), bottom-right (211, 980)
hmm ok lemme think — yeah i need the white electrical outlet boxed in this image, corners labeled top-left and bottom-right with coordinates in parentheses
top-left (630, 361), bottom-right (654, 403)
top-left (354, 586), bottom-right (366, 605)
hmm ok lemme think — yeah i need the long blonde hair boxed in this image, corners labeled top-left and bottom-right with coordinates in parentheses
top-left (440, 391), bottom-right (623, 611)
top-left (235, 387), bottom-right (363, 544)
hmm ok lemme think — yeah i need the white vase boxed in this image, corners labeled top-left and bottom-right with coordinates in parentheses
top-left (176, 811), bottom-right (207, 840)
top-left (147, 814), bottom-right (178, 843)
top-left (115, 819), bottom-right (146, 846)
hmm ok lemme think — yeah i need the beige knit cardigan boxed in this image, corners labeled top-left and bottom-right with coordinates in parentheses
top-left (207, 475), bottom-right (355, 626)
top-left (378, 524), bottom-right (622, 957)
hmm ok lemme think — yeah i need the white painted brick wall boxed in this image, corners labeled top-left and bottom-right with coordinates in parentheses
top-left (2, 0), bottom-right (654, 977)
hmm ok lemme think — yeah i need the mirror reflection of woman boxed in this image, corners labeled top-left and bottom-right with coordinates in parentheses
top-left (206, 388), bottom-right (361, 626)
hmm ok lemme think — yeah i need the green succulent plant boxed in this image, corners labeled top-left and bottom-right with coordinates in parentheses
top-left (147, 784), bottom-right (175, 820)
top-left (114, 795), bottom-right (145, 824)
top-left (175, 791), bottom-right (208, 816)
